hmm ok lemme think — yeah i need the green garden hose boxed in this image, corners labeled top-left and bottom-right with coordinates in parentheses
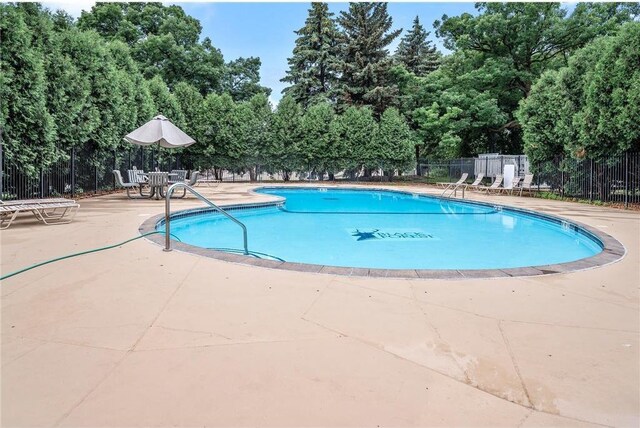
top-left (1, 231), bottom-right (165, 281)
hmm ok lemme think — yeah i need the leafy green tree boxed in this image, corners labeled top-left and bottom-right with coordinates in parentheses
top-left (266, 95), bottom-right (303, 180)
top-left (221, 57), bottom-right (271, 102)
top-left (0, 4), bottom-right (57, 176)
top-left (432, 2), bottom-right (640, 155)
top-left (196, 93), bottom-right (242, 174)
top-left (299, 102), bottom-right (341, 179)
top-left (576, 23), bottom-right (640, 158)
top-left (519, 23), bottom-right (640, 163)
top-left (375, 108), bottom-right (415, 178)
top-left (147, 75), bottom-right (185, 127)
top-left (336, 2), bottom-right (401, 115)
top-left (173, 82), bottom-right (203, 169)
top-left (394, 16), bottom-right (440, 76)
top-left (78, 2), bottom-right (224, 93)
top-left (234, 93), bottom-right (272, 180)
top-left (516, 71), bottom-right (567, 165)
top-left (333, 106), bottom-right (377, 175)
top-left (281, 2), bottom-right (341, 107)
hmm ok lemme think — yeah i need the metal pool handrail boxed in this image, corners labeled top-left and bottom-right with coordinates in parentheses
top-left (164, 182), bottom-right (249, 254)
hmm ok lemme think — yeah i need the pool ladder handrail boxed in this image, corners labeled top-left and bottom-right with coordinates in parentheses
top-left (441, 184), bottom-right (466, 199)
top-left (164, 182), bottom-right (249, 254)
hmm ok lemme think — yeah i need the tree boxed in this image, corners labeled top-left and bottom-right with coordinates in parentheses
top-left (333, 106), bottom-right (377, 176)
top-left (78, 2), bottom-right (224, 93)
top-left (147, 75), bottom-right (185, 127)
top-left (235, 93), bottom-right (272, 180)
top-left (0, 4), bottom-right (57, 176)
top-left (433, 2), bottom-right (640, 155)
top-left (281, 2), bottom-right (341, 107)
top-left (196, 93), bottom-right (242, 175)
top-left (221, 57), bottom-right (271, 102)
top-left (299, 102), bottom-right (340, 180)
top-left (375, 108), bottom-right (415, 178)
top-left (394, 16), bottom-right (440, 76)
top-left (520, 22), bottom-right (640, 162)
top-left (173, 82), bottom-right (203, 169)
top-left (336, 2), bottom-right (402, 115)
top-left (576, 23), bottom-right (640, 158)
top-left (266, 95), bottom-right (303, 180)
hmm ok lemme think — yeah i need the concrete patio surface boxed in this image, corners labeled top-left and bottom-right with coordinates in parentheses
top-left (1, 183), bottom-right (638, 427)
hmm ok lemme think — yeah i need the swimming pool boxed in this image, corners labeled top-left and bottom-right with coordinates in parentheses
top-left (157, 187), bottom-right (608, 272)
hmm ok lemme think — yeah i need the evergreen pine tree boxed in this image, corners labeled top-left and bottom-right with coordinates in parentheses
top-left (281, 3), bottom-right (341, 107)
top-left (395, 16), bottom-right (440, 76)
top-left (336, 2), bottom-right (401, 115)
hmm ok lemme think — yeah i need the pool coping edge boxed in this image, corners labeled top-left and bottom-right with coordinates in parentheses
top-left (138, 186), bottom-right (626, 280)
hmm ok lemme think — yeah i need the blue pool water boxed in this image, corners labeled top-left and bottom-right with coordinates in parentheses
top-left (163, 187), bottom-right (603, 270)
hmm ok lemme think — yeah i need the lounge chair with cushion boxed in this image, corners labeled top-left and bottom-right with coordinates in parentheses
top-left (0, 200), bottom-right (80, 229)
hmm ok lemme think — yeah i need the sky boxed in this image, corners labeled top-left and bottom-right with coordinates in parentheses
top-left (41, 1), bottom-right (480, 106)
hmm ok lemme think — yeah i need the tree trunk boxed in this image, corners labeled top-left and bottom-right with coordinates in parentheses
top-left (328, 172), bottom-right (335, 181)
top-left (415, 145), bottom-right (421, 176)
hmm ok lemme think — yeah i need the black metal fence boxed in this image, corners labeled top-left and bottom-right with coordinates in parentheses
top-left (1, 146), bottom-right (182, 200)
top-left (534, 152), bottom-right (640, 207)
top-left (2, 147), bottom-right (639, 208)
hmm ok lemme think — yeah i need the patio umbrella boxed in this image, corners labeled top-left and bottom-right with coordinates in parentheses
top-left (123, 115), bottom-right (195, 169)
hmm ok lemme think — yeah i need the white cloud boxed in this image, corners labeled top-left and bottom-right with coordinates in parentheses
top-left (41, 1), bottom-right (96, 18)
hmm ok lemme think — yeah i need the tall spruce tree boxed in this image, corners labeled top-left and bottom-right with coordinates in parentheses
top-left (336, 2), bottom-right (401, 116)
top-left (281, 3), bottom-right (341, 107)
top-left (395, 16), bottom-right (440, 76)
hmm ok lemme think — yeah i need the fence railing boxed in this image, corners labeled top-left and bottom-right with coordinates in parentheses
top-left (1, 146), bottom-right (183, 200)
top-left (533, 152), bottom-right (639, 208)
top-left (2, 147), bottom-right (638, 208)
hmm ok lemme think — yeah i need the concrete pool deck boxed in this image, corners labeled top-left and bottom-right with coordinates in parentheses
top-left (1, 183), bottom-right (638, 427)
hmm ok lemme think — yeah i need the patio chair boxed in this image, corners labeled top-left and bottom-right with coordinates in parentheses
top-left (113, 170), bottom-right (145, 199)
top-left (169, 169), bottom-right (188, 184)
top-left (465, 173), bottom-right (485, 190)
top-left (0, 200), bottom-right (79, 229)
top-left (437, 173), bottom-right (468, 188)
top-left (475, 174), bottom-right (503, 194)
top-left (186, 171), bottom-right (200, 187)
top-left (501, 176), bottom-right (522, 195)
top-left (518, 174), bottom-right (535, 196)
top-left (128, 169), bottom-right (148, 184)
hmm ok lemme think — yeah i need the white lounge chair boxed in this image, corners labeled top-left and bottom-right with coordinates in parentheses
top-left (475, 174), bottom-right (503, 194)
top-left (437, 173), bottom-right (468, 189)
top-left (0, 200), bottom-right (79, 229)
top-left (501, 176), bottom-right (522, 195)
top-left (518, 174), bottom-right (535, 196)
top-left (465, 173), bottom-right (485, 190)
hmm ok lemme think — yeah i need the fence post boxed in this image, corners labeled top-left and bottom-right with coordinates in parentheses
top-left (113, 150), bottom-right (117, 190)
top-left (40, 168), bottom-right (44, 198)
top-left (589, 159), bottom-right (593, 202)
top-left (94, 164), bottom-right (98, 194)
top-left (71, 148), bottom-right (76, 198)
top-left (560, 162), bottom-right (564, 198)
top-left (624, 151), bottom-right (629, 209)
